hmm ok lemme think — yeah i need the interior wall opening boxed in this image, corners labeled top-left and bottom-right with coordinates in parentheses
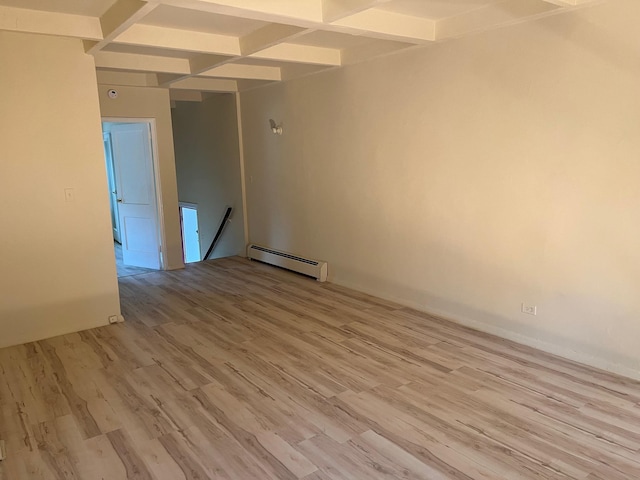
top-left (102, 120), bottom-right (163, 278)
top-left (179, 202), bottom-right (201, 263)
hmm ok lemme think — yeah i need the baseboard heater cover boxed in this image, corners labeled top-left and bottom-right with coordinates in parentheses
top-left (247, 244), bottom-right (327, 282)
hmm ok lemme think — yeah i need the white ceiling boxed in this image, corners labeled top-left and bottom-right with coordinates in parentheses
top-left (140, 5), bottom-right (268, 36)
top-left (378, 0), bottom-right (505, 20)
top-left (102, 43), bottom-right (200, 59)
top-left (0, 0), bottom-right (115, 16)
top-left (0, 0), bottom-right (601, 98)
top-left (289, 31), bottom-right (374, 50)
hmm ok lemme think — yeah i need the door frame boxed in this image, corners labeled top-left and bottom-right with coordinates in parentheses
top-left (179, 201), bottom-right (201, 264)
top-left (103, 131), bottom-right (122, 244)
top-left (102, 117), bottom-right (166, 270)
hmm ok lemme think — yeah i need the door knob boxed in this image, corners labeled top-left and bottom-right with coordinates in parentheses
top-left (117, 198), bottom-right (123, 203)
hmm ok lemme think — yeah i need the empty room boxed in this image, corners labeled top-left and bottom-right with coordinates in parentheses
top-left (1, 0), bottom-right (640, 478)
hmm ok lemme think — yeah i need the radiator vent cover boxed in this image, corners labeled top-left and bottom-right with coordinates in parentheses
top-left (247, 244), bottom-right (327, 282)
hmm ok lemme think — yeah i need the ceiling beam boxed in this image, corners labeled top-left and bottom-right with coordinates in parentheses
top-left (322, 0), bottom-right (392, 23)
top-left (114, 23), bottom-right (240, 56)
top-left (189, 53), bottom-right (235, 75)
top-left (86, 0), bottom-right (158, 54)
top-left (436, 0), bottom-right (561, 40)
top-left (201, 64), bottom-right (282, 81)
top-left (331, 9), bottom-right (436, 43)
top-left (250, 43), bottom-right (341, 66)
top-left (170, 90), bottom-right (204, 102)
top-left (96, 70), bottom-right (159, 87)
top-left (155, 53), bottom-right (236, 87)
top-left (280, 63), bottom-right (334, 81)
top-left (156, 73), bottom-right (183, 86)
top-left (541, 0), bottom-right (595, 5)
top-left (146, 0), bottom-right (323, 23)
top-left (0, 6), bottom-right (102, 40)
top-left (94, 51), bottom-right (191, 74)
top-left (170, 77), bottom-right (238, 92)
top-left (240, 23), bottom-right (308, 56)
top-left (341, 38), bottom-right (415, 65)
top-left (236, 79), bottom-right (280, 91)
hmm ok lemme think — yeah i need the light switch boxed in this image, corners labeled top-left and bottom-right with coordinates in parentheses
top-left (64, 188), bottom-right (75, 202)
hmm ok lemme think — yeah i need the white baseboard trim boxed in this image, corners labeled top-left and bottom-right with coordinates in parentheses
top-left (332, 278), bottom-right (640, 382)
top-left (424, 305), bottom-right (640, 382)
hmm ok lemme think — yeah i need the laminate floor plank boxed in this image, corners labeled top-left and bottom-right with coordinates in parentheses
top-left (1, 257), bottom-right (640, 479)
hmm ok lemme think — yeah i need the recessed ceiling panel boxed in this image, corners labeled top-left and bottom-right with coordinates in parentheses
top-left (290, 31), bottom-right (373, 50)
top-left (378, 0), bottom-right (503, 20)
top-left (103, 43), bottom-right (200, 60)
top-left (140, 5), bottom-right (268, 36)
top-left (232, 58), bottom-right (302, 68)
top-left (0, 0), bottom-right (116, 16)
top-left (232, 58), bottom-right (334, 79)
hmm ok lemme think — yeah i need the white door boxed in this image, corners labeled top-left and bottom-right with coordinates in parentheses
top-left (180, 205), bottom-right (201, 263)
top-left (110, 123), bottom-right (161, 270)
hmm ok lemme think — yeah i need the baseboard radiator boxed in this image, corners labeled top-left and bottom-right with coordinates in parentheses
top-left (247, 244), bottom-right (328, 282)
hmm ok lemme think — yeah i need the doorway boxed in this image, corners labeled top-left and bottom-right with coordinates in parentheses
top-left (103, 132), bottom-right (122, 244)
top-left (179, 202), bottom-right (201, 263)
top-left (102, 119), bottom-right (163, 277)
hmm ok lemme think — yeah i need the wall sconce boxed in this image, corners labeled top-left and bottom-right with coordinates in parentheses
top-left (269, 119), bottom-right (283, 135)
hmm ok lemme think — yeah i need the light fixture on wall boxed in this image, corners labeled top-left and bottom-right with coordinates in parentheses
top-left (269, 119), bottom-right (283, 135)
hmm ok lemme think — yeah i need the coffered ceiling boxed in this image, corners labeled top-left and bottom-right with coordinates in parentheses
top-left (0, 0), bottom-right (600, 100)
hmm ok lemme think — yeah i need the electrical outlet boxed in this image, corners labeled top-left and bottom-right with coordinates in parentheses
top-left (108, 315), bottom-right (119, 324)
top-left (521, 303), bottom-right (537, 316)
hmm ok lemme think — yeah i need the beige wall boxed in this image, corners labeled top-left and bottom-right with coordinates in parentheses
top-left (171, 95), bottom-right (246, 259)
top-left (0, 31), bottom-right (121, 348)
top-left (98, 84), bottom-right (184, 270)
top-left (240, 0), bottom-right (640, 379)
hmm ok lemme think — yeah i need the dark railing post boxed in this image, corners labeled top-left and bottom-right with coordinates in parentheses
top-left (204, 206), bottom-right (232, 260)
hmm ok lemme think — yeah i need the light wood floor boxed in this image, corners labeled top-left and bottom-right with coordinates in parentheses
top-left (114, 241), bottom-right (156, 278)
top-left (1, 257), bottom-right (640, 479)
